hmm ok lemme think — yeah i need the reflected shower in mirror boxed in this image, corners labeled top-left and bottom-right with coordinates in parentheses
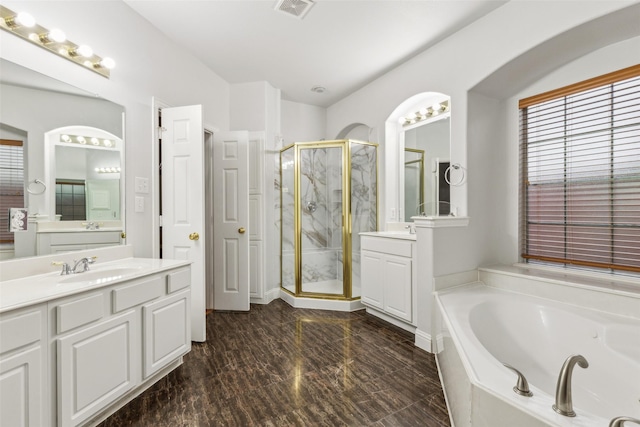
top-left (403, 116), bottom-right (450, 220)
top-left (0, 58), bottom-right (125, 260)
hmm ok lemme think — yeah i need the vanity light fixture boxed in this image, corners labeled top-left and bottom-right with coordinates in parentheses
top-left (59, 134), bottom-right (116, 149)
top-left (0, 5), bottom-right (115, 78)
top-left (401, 100), bottom-right (450, 127)
top-left (94, 167), bottom-right (121, 174)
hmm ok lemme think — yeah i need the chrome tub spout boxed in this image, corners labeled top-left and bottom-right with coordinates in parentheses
top-left (552, 354), bottom-right (589, 417)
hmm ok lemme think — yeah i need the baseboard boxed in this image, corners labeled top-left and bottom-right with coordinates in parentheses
top-left (364, 307), bottom-right (416, 334)
top-left (250, 287), bottom-right (280, 305)
top-left (414, 328), bottom-right (433, 353)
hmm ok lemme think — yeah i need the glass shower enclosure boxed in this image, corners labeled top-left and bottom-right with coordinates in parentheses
top-left (280, 139), bottom-right (378, 300)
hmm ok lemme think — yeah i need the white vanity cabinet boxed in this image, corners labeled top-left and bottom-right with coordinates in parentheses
top-left (0, 305), bottom-right (47, 427)
top-left (361, 233), bottom-right (417, 332)
top-left (40, 265), bottom-right (192, 427)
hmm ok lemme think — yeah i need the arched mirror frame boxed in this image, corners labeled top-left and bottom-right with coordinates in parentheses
top-left (44, 125), bottom-right (125, 225)
top-left (384, 92), bottom-right (451, 225)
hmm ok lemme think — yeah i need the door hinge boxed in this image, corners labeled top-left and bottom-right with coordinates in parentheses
top-left (158, 126), bottom-right (166, 137)
top-left (159, 215), bottom-right (163, 227)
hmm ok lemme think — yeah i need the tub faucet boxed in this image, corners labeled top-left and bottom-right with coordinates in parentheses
top-left (72, 256), bottom-right (96, 273)
top-left (610, 417), bottom-right (640, 427)
top-left (552, 354), bottom-right (589, 417)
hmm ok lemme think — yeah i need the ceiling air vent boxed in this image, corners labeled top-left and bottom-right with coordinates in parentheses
top-left (274, 0), bottom-right (315, 19)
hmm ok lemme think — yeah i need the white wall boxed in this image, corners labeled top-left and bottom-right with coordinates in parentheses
top-left (327, 1), bottom-right (640, 276)
top-left (281, 100), bottom-right (327, 144)
top-left (1, 0), bottom-right (230, 258)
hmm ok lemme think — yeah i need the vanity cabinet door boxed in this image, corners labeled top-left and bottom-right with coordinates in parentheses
top-left (361, 250), bottom-right (385, 309)
top-left (57, 310), bottom-right (138, 427)
top-left (0, 305), bottom-right (46, 427)
top-left (142, 289), bottom-right (191, 379)
top-left (382, 254), bottom-right (413, 322)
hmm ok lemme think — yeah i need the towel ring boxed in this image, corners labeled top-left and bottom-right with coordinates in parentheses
top-left (27, 179), bottom-right (47, 195)
top-left (444, 164), bottom-right (465, 186)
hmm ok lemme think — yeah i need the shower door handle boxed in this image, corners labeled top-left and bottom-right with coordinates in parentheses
top-left (238, 227), bottom-right (246, 234)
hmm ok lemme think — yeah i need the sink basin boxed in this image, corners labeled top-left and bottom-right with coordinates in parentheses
top-left (58, 267), bottom-right (141, 284)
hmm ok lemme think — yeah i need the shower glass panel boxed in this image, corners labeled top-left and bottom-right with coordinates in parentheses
top-left (300, 145), bottom-right (344, 296)
top-left (350, 141), bottom-right (378, 299)
top-left (280, 146), bottom-right (296, 294)
top-left (280, 139), bottom-right (378, 301)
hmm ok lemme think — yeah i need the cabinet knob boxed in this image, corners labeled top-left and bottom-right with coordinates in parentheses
top-left (189, 232), bottom-right (200, 241)
top-left (238, 227), bottom-right (246, 234)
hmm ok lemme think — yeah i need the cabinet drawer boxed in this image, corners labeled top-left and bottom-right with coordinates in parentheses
top-left (167, 269), bottom-right (190, 294)
top-left (56, 293), bottom-right (105, 334)
top-left (0, 306), bottom-right (44, 354)
top-left (361, 236), bottom-right (413, 258)
top-left (112, 276), bottom-right (163, 313)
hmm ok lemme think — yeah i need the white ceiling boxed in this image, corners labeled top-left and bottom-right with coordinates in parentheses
top-left (124, 0), bottom-right (507, 107)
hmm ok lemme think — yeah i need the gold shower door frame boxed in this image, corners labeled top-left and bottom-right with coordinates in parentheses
top-left (280, 139), bottom-right (379, 301)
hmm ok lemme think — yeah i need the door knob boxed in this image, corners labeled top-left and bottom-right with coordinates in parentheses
top-left (189, 232), bottom-right (200, 241)
top-left (238, 227), bottom-right (246, 234)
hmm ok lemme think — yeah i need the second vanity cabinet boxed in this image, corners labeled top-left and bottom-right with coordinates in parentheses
top-left (361, 233), bottom-right (417, 331)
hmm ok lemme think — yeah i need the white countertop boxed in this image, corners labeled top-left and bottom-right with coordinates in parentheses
top-left (0, 257), bottom-right (191, 313)
top-left (360, 231), bottom-right (417, 241)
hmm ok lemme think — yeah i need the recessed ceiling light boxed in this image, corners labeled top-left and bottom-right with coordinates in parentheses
top-left (311, 86), bottom-right (327, 94)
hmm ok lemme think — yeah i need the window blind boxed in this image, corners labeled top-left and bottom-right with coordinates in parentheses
top-left (520, 65), bottom-right (640, 274)
top-left (0, 139), bottom-right (25, 244)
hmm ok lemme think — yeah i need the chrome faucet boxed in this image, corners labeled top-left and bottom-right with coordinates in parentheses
top-left (71, 256), bottom-right (96, 273)
top-left (52, 261), bottom-right (73, 275)
top-left (552, 354), bottom-right (589, 417)
top-left (610, 417), bottom-right (640, 427)
top-left (405, 224), bottom-right (416, 234)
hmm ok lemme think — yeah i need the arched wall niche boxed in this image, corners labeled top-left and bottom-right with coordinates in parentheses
top-left (336, 122), bottom-right (373, 141)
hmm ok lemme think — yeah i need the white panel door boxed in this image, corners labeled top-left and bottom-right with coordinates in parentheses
top-left (213, 131), bottom-right (249, 311)
top-left (161, 105), bottom-right (206, 342)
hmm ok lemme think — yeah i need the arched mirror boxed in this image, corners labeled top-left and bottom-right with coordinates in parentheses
top-left (384, 92), bottom-right (451, 224)
top-left (0, 59), bottom-right (125, 260)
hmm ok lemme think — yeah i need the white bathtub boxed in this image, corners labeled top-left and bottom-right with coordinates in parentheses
top-left (435, 283), bottom-right (640, 427)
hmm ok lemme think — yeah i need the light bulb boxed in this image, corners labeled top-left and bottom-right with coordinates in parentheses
top-left (83, 60), bottom-right (93, 68)
top-left (432, 103), bottom-right (442, 113)
top-left (77, 45), bottom-right (93, 57)
top-left (103, 140), bottom-right (112, 147)
top-left (100, 57), bottom-right (115, 69)
top-left (16, 12), bottom-right (36, 27)
top-left (76, 136), bottom-right (86, 144)
top-left (48, 28), bottom-right (66, 43)
top-left (61, 134), bottom-right (71, 142)
top-left (91, 137), bottom-right (99, 145)
top-left (95, 168), bottom-right (100, 172)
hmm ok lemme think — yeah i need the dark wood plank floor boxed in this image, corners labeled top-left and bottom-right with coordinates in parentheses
top-left (99, 299), bottom-right (451, 426)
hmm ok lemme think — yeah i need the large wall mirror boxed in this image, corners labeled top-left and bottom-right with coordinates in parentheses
top-left (0, 58), bottom-right (125, 260)
top-left (403, 115), bottom-right (451, 220)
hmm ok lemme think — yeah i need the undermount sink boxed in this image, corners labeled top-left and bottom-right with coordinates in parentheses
top-left (58, 267), bottom-right (141, 284)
